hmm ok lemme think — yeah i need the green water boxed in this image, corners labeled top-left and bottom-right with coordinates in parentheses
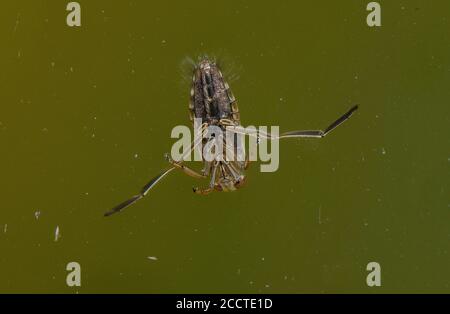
top-left (0, 0), bottom-right (449, 293)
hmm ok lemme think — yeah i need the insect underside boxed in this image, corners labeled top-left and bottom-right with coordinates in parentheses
top-left (105, 58), bottom-right (359, 216)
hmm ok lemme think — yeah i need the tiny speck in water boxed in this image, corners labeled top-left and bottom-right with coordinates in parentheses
top-left (34, 211), bottom-right (41, 220)
top-left (147, 256), bottom-right (158, 261)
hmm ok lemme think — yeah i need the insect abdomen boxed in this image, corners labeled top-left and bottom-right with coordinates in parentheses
top-left (189, 59), bottom-right (240, 124)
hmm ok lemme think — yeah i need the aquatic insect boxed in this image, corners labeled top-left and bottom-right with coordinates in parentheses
top-left (105, 58), bottom-right (358, 216)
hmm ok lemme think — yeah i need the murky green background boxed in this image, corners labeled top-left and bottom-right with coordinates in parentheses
top-left (0, 0), bottom-right (448, 293)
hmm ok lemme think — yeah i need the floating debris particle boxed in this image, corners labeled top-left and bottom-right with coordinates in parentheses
top-left (34, 210), bottom-right (41, 220)
top-left (3, 224), bottom-right (7, 233)
top-left (54, 226), bottom-right (60, 242)
top-left (13, 13), bottom-right (20, 35)
top-left (147, 256), bottom-right (158, 261)
top-left (381, 147), bottom-right (386, 155)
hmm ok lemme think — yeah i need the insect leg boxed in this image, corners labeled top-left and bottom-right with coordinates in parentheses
top-left (105, 125), bottom-right (209, 217)
top-left (280, 105), bottom-right (359, 138)
top-left (244, 153), bottom-right (251, 170)
top-left (226, 105), bottom-right (358, 140)
top-left (164, 123), bottom-right (209, 178)
top-left (193, 161), bottom-right (218, 195)
top-left (104, 166), bottom-right (176, 217)
top-left (192, 186), bottom-right (214, 195)
top-left (165, 154), bottom-right (206, 179)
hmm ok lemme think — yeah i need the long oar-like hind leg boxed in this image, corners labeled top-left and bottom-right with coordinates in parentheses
top-left (227, 105), bottom-right (359, 140)
top-left (280, 105), bottom-right (359, 138)
top-left (104, 167), bottom-right (176, 216)
top-left (105, 127), bottom-right (208, 217)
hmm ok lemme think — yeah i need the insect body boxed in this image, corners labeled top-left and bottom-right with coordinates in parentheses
top-left (105, 58), bottom-right (358, 216)
top-left (188, 59), bottom-right (246, 194)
